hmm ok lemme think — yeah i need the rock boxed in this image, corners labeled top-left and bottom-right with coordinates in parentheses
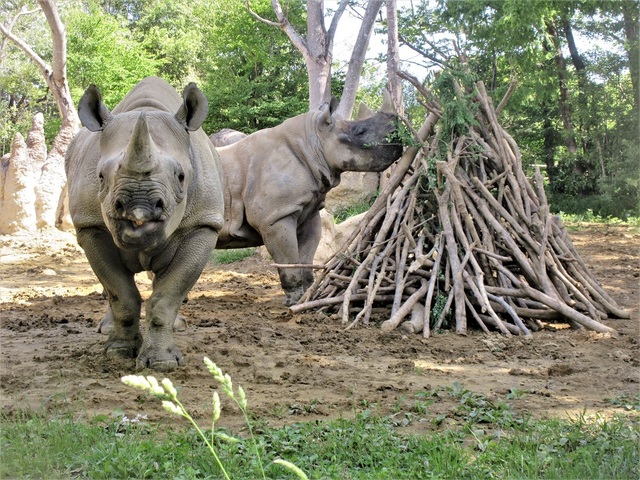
top-left (313, 210), bottom-right (368, 264)
top-left (324, 171), bottom-right (380, 213)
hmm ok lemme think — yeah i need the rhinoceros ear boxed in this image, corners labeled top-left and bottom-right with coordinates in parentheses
top-left (175, 82), bottom-right (209, 131)
top-left (318, 96), bottom-right (339, 126)
top-left (78, 85), bottom-right (113, 132)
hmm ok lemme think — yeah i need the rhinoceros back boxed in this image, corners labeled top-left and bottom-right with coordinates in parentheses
top-left (111, 77), bottom-right (182, 115)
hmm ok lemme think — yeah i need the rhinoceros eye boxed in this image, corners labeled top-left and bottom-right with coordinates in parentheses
top-left (352, 124), bottom-right (367, 137)
top-left (176, 167), bottom-right (185, 184)
top-left (98, 172), bottom-right (104, 183)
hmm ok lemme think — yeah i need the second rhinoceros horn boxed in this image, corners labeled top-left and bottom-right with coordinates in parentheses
top-left (356, 89), bottom-right (397, 120)
top-left (123, 112), bottom-right (158, 175)
top-left (380, 89), bottom-right (396, 115)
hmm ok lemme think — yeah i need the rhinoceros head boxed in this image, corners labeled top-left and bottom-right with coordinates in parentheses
top-left (78, 83), bottom-right (209, 251)
top-left (317, 90), bottom-right (403, 173)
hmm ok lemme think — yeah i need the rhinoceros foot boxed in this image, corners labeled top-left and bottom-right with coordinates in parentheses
top-left (97, 311), bottom-right (115, 334)
top-left (283, 288), bottom-right (305, 307)
top-left (105, 335), bottom-right (142, 359)
top-left (173, 314), bottom-right (187, 332)
top-left (136, 344), bottom-right (185, 372)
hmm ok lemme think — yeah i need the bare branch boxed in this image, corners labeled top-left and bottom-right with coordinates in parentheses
top-left (0, 18), bottom-right (50, 77)
top-left (245, 0), bottom-right (308, 55)
top-left (325, 0), bottom-right (349, 57)
top-left (244, 0), bottom-right (283, 27)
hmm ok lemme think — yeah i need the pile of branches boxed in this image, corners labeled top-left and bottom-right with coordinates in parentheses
top-left (292, 69), bottom-right (628, 337)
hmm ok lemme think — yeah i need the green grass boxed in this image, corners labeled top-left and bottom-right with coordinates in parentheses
top-left (2, 386), bottom-right (638, 479)
top-left (558, 209), bottom-right (640, 228)
top-left (331, 194), bottom-right (378, 224)
top-left (210, 248), bottom-right (256, 265)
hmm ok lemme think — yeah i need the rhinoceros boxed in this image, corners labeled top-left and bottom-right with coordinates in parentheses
top-left (65, 77), bottom-right (224, 371)
top-left (209, 128), bottom-right (247, 147)
top-left (215, 92), bottom-right (403, 306)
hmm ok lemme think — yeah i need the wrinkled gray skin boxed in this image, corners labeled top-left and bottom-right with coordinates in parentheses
top-left (209, 128), bottom-right (247, 147)
top-left (215, 92), bottom-right (403, 306)
top-left (65, 77), bottom-right (224, 371)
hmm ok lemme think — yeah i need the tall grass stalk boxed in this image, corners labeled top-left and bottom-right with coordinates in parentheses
top-left (121, 358), bottom-right (308, 480)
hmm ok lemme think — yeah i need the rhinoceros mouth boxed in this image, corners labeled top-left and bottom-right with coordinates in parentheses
top-left (112, 218), bottom-right (166, 249)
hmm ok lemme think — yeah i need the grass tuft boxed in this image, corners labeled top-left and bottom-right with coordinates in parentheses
top-left (210, 247), bottom-right (256, 265)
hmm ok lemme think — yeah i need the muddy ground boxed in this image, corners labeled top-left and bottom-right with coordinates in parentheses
top-left (0, 225), bottom-right (638, 433)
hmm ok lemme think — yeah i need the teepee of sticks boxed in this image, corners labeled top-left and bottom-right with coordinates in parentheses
top-left (291, 68), bottom-right (629, 337)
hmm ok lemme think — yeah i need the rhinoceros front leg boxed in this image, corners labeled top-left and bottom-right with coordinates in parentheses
top-left (97, 274), bottom-right (188, 335)
top-left (297, 212), bottom-right (322, 293)
top-left (77, 228), bottom-right (143, 359)
top-left (261, 217), bottom-right (306, 306)
top-left (136, 227), bottom-right (218, 371)
top-left (98, 304), bottom-right (187, 334)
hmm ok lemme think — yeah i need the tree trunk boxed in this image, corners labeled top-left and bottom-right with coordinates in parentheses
top-left (385, 0), bottom-right (403, 116)
top-left (304, 1), bottom-right (334, 109)
top-left (543, 108), bottom-right (556, 180)
top-left (545, 19), bottom-right (578, 157)
top-left (562, 17), bottom-right (585, 73)
top-left (621, 1), bottom-right (640, 112)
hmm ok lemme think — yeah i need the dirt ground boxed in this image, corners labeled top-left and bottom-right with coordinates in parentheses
top-left (1, 225), bottom-right (638, 432)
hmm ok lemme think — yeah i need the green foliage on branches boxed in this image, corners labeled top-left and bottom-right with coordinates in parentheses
top-left (199, 0), bottom-right (308, 134)
top-left (65, 2), bottom-right (159, 107)
top-left (398, 0), bottom-right (639, 218)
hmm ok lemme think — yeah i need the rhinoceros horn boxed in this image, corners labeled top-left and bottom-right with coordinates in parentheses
top-left (356, 102), bottom-right (375, 120)
top-left (122, 112), bottom-right (158, 175)
top-left (380, 89), bottom-right (396, 115)
top-left (356, 89), bottom-right (396, 120)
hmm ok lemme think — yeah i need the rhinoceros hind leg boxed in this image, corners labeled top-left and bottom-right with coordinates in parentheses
top-left (173, 314), bottom-right (188, 332)
top-left (97, 307), bottom-right (114, 334)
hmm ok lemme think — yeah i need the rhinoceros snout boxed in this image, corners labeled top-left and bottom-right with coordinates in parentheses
top-left (114, 196), bottom-right (165, 223)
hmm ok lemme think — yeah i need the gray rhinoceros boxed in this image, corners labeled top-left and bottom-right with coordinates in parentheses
top-left (215, 92), bottom-right (403, 306)
top-left (209, 128), bottom-right (247, 147)
top-left (65, 77), bottom-right (224, 371)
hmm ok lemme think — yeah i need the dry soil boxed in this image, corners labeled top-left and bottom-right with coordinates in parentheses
top-left (1, 225), bottom-right (638, 432)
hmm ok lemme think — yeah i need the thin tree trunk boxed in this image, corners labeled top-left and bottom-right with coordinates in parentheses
top-left (622, 1), bottom-right (640, 112)
top-left (334, 0), bottom-right (385, 119)
top-left (385, 0), bottom-right (403, 116)
top-left (546, 19), bottom-right (578, 157)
